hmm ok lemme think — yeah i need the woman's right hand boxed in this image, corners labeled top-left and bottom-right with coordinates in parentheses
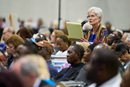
top-left (80, 37), bottom-right (88, 42)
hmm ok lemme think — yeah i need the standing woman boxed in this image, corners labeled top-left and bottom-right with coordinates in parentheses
top-left (81, 7), bottom-right (108, 43)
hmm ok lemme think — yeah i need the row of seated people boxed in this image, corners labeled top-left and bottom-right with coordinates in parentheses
top-left (0, 37), bottom-right (130, 87)
top-left (0, 28), bottom-right (130, 87)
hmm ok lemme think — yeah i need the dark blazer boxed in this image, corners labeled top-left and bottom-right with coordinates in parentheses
top-left (75, 64), bottom-right (92, 86)
top-left (53, 63), bottom-right (84, 81)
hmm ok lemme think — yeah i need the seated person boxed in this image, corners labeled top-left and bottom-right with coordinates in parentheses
top-left (75, 42), bottom-right (100, 86)
top-left (11, 54), bottom-right (56, 87)
top-left (54, 35), bottom-right (72, 70)
top-left (55, 35), bottom-right (72, 56)
top-left (13, 43), bottom-right (38, 59)
top-left (115, 42), bottom-right (130, 69)
top-left (53, 44), bottom-right (84, 81)
top-left (5, 35), bottom-right (24, 69)
top-left (50, 30), bottom-right (64, 54)
top-left (35, 40), bottom-right (58, 78)
top-left (120, 63), bottom-right (130, 87)
top-left (87, 47), bottom-right (122, 87)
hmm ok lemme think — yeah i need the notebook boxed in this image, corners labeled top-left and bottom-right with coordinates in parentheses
top-left (66, 22), bottom-right (84, 39)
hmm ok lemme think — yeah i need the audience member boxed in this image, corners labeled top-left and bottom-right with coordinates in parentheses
top-left (105, 21), bottom-right (113, 34)
top-left (0, 17), bottom-right (3, 29)
top-left (83, 42), bottom-right (101, 63)
top-left (75, 42), bottom-right (100, 86)
top-left (35, 18), bottom-right (45, 34)
top-left (0, 41), bottom-right (6, 52)
top-left (19, 20), bottom-right (25, 28)
top-left (53, 44), bottom-right (84, 81)
top-left (35, 33), bottom-right (47, 42)
top-left (115, 42), bottom-right (130, 69)
top-left (75, 42), bottom-right (90, 64)
top-left (0, 28), bottom-right (3, 42)
top-left (111, 35), bottom-right (123, 50)
top-left (54, 35), bottom-right (72, 70)
top-left (0, 49), bottom-right (7, 68)
top-left (55, 35), bottom-right (72, 56)
top-left (5, 34), bottom-right (24, 69)
top-left (80, 7), bottom-right (108, 43)
top-left (87, 48), bottom-right (121, 87)
top-left (125, 33), bottom-right (130, 48)
top-left (120, 63), bottom-right (130, 87)
top-left (11, 54), bottom-right (56, 87)
top-left (17, 27), bottom-right (35, 43)
top-left (113, 30), bottom-right (123, 40)
top-left (94, 43), bottom-right (125, 74)
top-left (38, 28), bottom-right (50, 41)
top-left (49, 20), bottom-right (58, 34)
top-left (13, 43), bottom-right (38, 59)
top-left (35, 40), bottom-right (58, 78)
top-left (3, 27), bottom-right (14, 41)
top-left (106, 33), bottom-right (115, 47)
top-left (50, 30), bottom-right (64, 54)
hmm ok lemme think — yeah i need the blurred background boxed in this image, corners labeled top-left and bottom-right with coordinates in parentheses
top-left (0, 0), bottom-right (130, 30)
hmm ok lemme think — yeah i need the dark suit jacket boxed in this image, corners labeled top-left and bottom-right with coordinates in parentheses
top-left (53, 63), bottom-right (84, 81)
top-left (75, 64), bottom-right (92, 86)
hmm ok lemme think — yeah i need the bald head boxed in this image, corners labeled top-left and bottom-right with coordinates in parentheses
top-left (87, 48), bottom-right (119, 85)
top-left (93, 43), bottom-right (109, 52)
top-left (92, 48), bottom-right (118, 72)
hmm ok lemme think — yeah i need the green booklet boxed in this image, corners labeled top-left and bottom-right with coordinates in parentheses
top-left (67, 22), bottom-right (84, 39)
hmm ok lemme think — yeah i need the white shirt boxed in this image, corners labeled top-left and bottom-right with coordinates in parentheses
top-left (55, 50), bottom-right (67, 57)
top-left (88, 73), bottom-right (122, 87)
top-left (124, 61), bottom-right (130, 69)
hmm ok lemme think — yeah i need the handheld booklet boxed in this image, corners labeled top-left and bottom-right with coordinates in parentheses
top-left (66, 22), bottom-right (84, 39)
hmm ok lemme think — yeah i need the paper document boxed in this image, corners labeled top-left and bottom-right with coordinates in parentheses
top-left (67, 22), bottom-right (84, 39)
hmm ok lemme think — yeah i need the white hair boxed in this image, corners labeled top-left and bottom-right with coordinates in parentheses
top-left (87, 7), bottom-right (103, 17)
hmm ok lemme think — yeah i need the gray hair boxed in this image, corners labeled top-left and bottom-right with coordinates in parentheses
top-left (18, 54), bottom-right (50, 79)
top-left (87, 7), bottom-right (103, 18)
top-left (21, 60), bottom-right (39, 77)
